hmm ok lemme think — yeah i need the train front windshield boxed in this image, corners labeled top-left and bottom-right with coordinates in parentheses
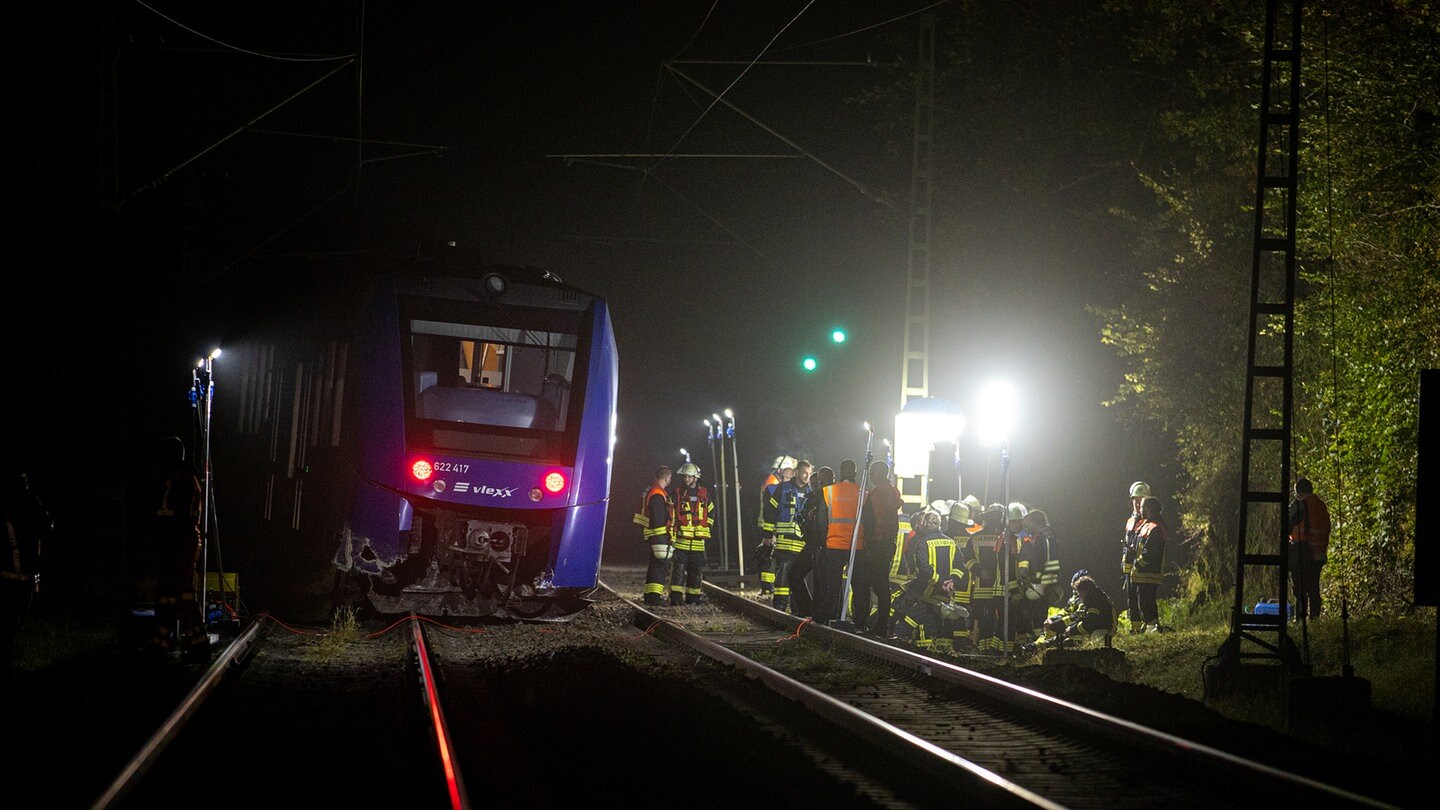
top-left (405, 310), bottom-right (582, 462)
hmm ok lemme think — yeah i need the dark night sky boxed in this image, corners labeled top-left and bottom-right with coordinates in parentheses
top-left (17, 2), bottom-right (1177, 593)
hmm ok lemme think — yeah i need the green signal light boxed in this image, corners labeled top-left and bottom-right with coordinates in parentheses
top-left (801, 356), bottom-right (818, 372)
top-left (831, 329), bottom-right (847, 344)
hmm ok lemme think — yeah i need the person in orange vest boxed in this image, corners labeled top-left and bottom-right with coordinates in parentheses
top-left (1287, 477), bottom-right (1331, 620)
top-left (668, 463), bottom-right (715, 606)
top-left (632, 465), bottom-right (674, 606)
top-left (814, 459), bottom-right (861, 623)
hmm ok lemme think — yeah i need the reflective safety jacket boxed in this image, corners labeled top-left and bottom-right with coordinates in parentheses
top-left (632, 484), bottom-right (673, 543)
top-left (671, 483), bottom-right (714, 552)
top-left (889, 511), bottom-right (912, 585)
top-left (1073, 586), bottom-right (1115, 637)
top-left (1122, 511), bottom-right (1142, 576)
top-left (822, 480), bottom-right (860, 551)
top-left (1288, 492), bottom-right (1331, 559)
top-left (767, 479), bottom-right (808, 553)
top-left (1131, 519), bottom-right (1166, 586)
top-left (1031, 525), bottom-right (1061, 587)
top-left (904, 529), bottom-right (963, 605)
top-left (757, 472), bottom-right (781, 535)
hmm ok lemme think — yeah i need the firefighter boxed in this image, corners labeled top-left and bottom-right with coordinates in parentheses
top-left (1010, 502), bottom-right (1047, 645)
top-left (801, 465), bottom-right (835, 617)
top-left (768, 460), bottom-right (812, 614)
top-left (668, 463), bottom-right (714, 606)
top-left (1122, 480), bottom-right (1150, 631)
top-left (815, 460), bottom-right (860, 623)
top-left (969, 502), bottom-right (1011, 656)
top-left (632, 465), bottom-right (674, 606)
top-left (1131, 495), bottom-right (1168, 632)
top-left (1023, 508), bottom-right (1061, 608)
top-left (755, 455), bottom-right (793, 596)
top-left (1036, 572), bottom-right (1114, 650)
top-left (146, 437), bottom-right (209, 663)
top-left (939, 500), bottom-right (978, 651)
top-left (890, 508), bottom-right (966, 652)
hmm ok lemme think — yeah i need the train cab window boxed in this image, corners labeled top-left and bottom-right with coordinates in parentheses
top-left (406, 319), bottom-right (579, 457)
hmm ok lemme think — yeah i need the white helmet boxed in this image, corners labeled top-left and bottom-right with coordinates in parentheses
top-left (677, 463), bottom-right (701, 477)
top-left (1130, 481), bottom-right (1151, 499)
top-left (1007, 502), bottom-right (1028, 522)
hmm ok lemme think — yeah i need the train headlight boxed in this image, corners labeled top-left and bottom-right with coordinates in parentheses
top-left (411, 459), bottom-right (434, 481)
top-left (529, 488), bottom-right (543, 502)
top-left (482, 273), bottom-right (508, 296)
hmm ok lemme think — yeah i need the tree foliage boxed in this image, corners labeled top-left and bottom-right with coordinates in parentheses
top-left (1094, 1), bottom-right (1439, 614)
top-left (858, 1), bottom-right (1436, 616)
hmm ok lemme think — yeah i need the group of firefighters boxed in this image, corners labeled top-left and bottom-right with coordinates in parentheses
top-left (634, 455), bottom-right (1168, 657)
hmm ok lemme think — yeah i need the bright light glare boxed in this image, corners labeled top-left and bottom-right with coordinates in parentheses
top-left (975, 379), bottom-right (1019, 447)
top-left (832, 329), bottom-right (846, 343)
top-left (863, 421), bottom-right (871, 432)
top-left (210, 347), bottom-right (222, 359)
top-left (892, 398), bottom-right (966, 478)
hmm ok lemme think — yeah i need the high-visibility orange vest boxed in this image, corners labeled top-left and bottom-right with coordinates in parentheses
top-left (632, 484), bottom-right (672, 541)
top-left (823, 480), bottom-right (861, 550)
top-left (1288, 492), bottom-right (1331, 556)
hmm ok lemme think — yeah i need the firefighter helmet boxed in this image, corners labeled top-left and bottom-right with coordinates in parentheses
top-left (1071, 568), bottom-right (1089, 587)
top-left (1129, 481), bottom-right (1151, 499)
top-left (677, 463), bottom-right (701, 477)
top-left (1008, 502), bottom-right (1028, 522)
top-left (947, 501), bottom-right (972, 527)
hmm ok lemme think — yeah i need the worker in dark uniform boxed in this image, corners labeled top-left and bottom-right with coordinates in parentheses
top-left (1130, 495), bottom-right (1167, 633)
top-left (147, 436), bottom-right (209, 662)
top-left (755, 457), bottom-right (791, 597)
top-left (942, 500), bottom-right (978, 652)
top-left (769, 460), bottom-right (812, 614)
top-left (969, 502), bottom-right (1009, 656)
top-left (1037, 573), bottom-right (1114, 649)
top-left (855, 460), bottom-right (903, 637)
top-left (890, 508), bottom-right (965, 652)
top-left (1122, 481), bottom-right (1150, 631)
top-left (2, 468), bottom-right (51, 681)
top-left (1287, 477), bottom-right (1331, 620)
top-left (632, 465), bottom-right (674, 606)
top-left (668, 463), bottom-right (714, 606)
top-left (801, 465), bottom-right (835, 618)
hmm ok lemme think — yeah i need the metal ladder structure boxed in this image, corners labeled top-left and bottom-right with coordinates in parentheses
top-left (1211, 0), bottom-right (1306, 687)
top-left (897, 13), bottom-right (936, 512)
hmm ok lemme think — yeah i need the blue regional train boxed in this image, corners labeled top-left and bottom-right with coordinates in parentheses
top-left (223, 249), bottom-right (617, 621)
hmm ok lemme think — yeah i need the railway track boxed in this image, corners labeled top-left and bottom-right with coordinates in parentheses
top-left (598, 576), bottom-right (1398, 810)
top-left (91, 614), bottom-right (454, 809)
top-left (86, 577), bottom-right (1405, 810)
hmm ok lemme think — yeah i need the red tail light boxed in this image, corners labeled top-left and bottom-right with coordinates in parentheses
top-left (411, 459), bottom-right (434, 481)
top-left (544, 471), bottom-right (566, 493)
